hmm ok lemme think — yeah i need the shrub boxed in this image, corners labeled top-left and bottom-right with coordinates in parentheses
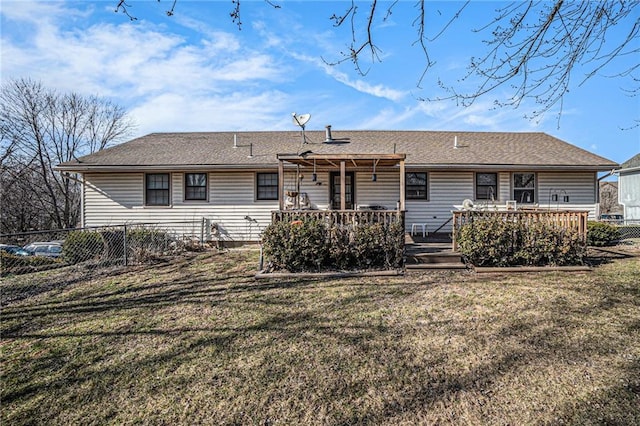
top-left (0, 251), bottom-right (61, 275)
top-left (587, 221), bottom-right (621, 246)
top-left (63, 230), bottom-right (104, 263)
top-left (382, 221), bottom-right (405, 269)
top-left (262, 219), bottom-right (404, 272)
top-left (126, 228), bottom-right (172, 262)
top-left (327, 226), bottom-right (356, 270)
top-left (262, 219), bottom-right (329, 272)
top-left (456, 213), bottom-right (585, 267)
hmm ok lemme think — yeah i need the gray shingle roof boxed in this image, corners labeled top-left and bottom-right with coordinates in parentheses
top-left (56, 130), bottom-right (618, 171)
top-left (620, 153), bottom-right (640, 170)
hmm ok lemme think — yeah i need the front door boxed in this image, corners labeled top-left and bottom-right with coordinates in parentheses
top-left (330, 171), bottom-right (355, 210)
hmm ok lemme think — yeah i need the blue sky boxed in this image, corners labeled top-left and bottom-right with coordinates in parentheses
top-left (1, 1), bottom-right (638, 166)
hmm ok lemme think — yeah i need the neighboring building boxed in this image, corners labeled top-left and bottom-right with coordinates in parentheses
top-left (599, 181), bottom-right (623, 215)
top-left (56, 130), bottom-right (618, 242)
top-left (617, 153), bottom-right (640, 223)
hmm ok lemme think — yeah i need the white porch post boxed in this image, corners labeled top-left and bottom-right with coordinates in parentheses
top-left (399, 159), bottom-right (405, 211)
top-left (340, 160), bottom-right (346, 210)
top-left (278, 159), bottom-right (284, 211)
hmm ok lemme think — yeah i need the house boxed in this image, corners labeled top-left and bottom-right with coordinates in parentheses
top-left (598, 181), bottom-right (623, 216)
top-left (55, 129), bottom-right (618, 242)
top-left (617, 153), bottom-right (640, 223)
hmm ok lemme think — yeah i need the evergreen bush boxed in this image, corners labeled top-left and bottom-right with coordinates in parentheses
top-left (1, 251), bottom-right (61, 275)
top-left (63, 230), bottom-right (104, 263)
top-left (262, 219), bottom-right (404, 272)
top-left (456, 214), bottom-right (585, 267)
top-left (586, 221), bottom-right (621, 246)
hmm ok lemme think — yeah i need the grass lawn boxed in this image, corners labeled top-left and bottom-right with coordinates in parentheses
top-left (2, 249), bottom-right (639, 425)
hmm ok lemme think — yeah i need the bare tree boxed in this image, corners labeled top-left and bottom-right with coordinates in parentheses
top-left (434, 1), bottom-right (639, 123)
top-left (0, 78), bottom-right (134, 233)
top-left (599, 181), bottom-right (622, 214)
top-left (116, 1), bottom-right (639, 124)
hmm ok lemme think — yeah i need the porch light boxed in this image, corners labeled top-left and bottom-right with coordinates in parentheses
top-left (551, 194), bottom-right (558, 202)
top-left (563, 195), bottom-right (570, 202)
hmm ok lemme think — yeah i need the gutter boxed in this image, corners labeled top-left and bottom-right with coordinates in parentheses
top-left (55, 163), bottom-right (619, 173)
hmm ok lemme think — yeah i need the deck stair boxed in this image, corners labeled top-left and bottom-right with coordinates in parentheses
top-left (404, 233), bottom-right (467, 271)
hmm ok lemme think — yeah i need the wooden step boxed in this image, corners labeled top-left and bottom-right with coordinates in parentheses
top-left (406, 252), bottom-right (463, 264)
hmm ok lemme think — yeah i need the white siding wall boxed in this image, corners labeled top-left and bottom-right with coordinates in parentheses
top-left (84, 172), bottom-right (278, 242)
top-left (537, 172), bottom-right (598, 218)
top-left (294, 171), bottom-right (331, 210)
top-left (406, 171), bottom-right (473, 234)
top-left (406, 171), bottom-right (598, 234)
top-left (83, 169), bottom-right (600, 241)
top-left (498, 172), bottom-right (511, 201)
top-left (356, 171), bottom-right (400, 210)
top-left (619, 170), bottom-right (640, 221)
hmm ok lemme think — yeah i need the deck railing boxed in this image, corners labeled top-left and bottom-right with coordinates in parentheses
top-left (272, 210), bottom-right (405, 227)
top-left (452, 210), bottom-right (589, 250)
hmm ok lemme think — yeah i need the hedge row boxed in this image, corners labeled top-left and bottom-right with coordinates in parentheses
top-left (0, 252), bottom-right (62, 275)
top-left (262, 219), bottom-right (404, 272)
top-left (2, 228), bottom-right (175, 276)
top-left (586, 221), bottom-right (621, 246)
top-left (456, 215), bottom-right (586, 267)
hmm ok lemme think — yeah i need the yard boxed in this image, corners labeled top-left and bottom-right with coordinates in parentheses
top-left (1, 248), bottom-right (639, 425)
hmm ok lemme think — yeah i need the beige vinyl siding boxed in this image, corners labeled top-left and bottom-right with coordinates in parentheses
top-left (84, 172), bottom-right (278, 241)
top-left (405, 170), bottom-right (599, 233)
top-left (84, 173), bottom-right (143, 217)
top-left (356, 171), bottom-right (400, 210)
top-left (498, 172), bottom-right (511, 201)
top-left (406, 171), bottom-right (473, 234)
top-left (83, 169), bottom-right (601, 240)
top-left (537, 171), bottom-right (596, 203)
top-left (295, 171), bottom-right (331, 210)
top-left (536, 171), bottom-right (598, 218)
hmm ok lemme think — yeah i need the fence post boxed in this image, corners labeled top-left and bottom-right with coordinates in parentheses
top-left (123, 225), bottom-right (128, 266)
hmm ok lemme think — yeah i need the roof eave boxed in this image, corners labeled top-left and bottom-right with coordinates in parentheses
top-left (54, 163), bottom-right (280, 172)
top-left (618, 165), bottom-right (640, 173)
top-left (409, 163), bottom-right (618, 171)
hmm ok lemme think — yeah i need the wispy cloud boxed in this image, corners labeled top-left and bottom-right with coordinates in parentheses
top-left (130, 90), bottom-right (290, 134)
top-left (1, 1), bottom-right (292, 134)
top-left (252, 16), bottom-right (408, 103)
top-left (288, 52), bottom-right (407, 102)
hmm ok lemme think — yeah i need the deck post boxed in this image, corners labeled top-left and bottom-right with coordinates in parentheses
top-left (452, 212), bottom-right (458, 251)
top-left (278, 159), bottom-right (284, 211)
top-left (340, 160), bottom-right (346, 211)
top-left (399, 159), bottom-right (406, 211)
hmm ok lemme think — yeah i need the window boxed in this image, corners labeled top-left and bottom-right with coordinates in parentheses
top-left (513, 172), bottom-right (536, 203)
top-left (406, 172), bottom-right (428, 200)
top-left (185, 173), bottom-right (207, 201)
top-left (145, 173), bottom-right (170, 206)
top-left (475, 173), bottom-right (498, 200)
top-left (257, 172), bottom-right (278, 200)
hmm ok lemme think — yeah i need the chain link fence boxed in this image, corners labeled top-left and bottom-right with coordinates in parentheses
top-left (617, 221), bottom-right (640, 240)
top-left (0, 221), bottom-right (213, 304)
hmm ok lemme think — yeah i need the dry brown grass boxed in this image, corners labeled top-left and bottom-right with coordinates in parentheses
top-left (2, 249), bottom-right (639, 425)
